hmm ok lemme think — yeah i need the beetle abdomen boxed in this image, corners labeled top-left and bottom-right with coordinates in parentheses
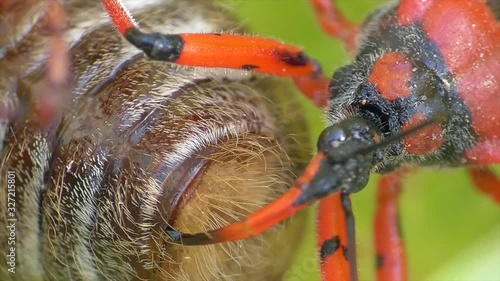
top-left (0, 1), bottom-right (311, 280)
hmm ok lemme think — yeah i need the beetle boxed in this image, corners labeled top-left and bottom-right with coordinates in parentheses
top-left (99, 0), bottom-right (499, 280)
top-left (0, 0), bottom-right (312, 280)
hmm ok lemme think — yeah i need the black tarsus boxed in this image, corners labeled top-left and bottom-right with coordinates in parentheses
top-left (124, 28), bottom-right (184, 62)
top-left (164, 225), bottom-right (212, 245)
top-left (341, 193), bottom-right (358, 281)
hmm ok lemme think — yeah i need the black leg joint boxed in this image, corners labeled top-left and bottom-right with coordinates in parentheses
top-left (124, 28), bottom-right (184, 62)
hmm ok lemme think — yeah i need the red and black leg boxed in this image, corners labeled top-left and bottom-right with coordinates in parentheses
top-left (316, 171), bottom-right (409, 281)
top-left (375, 171), bottom-right (408, 281)
top-left (317, 193), bottom-right (357, 281)
top-left (305, 15), bottom-right (363, 275)
top-left (102, 0), bottom-right (329, 107)
top-left (309, 0), bottom-right (360, 54)
top-left (465, 141), bottom-right (500, 204)
top-left (165, 153), bottom-right (326, 245)
top-left (468, 167), bottom-right (500, 204)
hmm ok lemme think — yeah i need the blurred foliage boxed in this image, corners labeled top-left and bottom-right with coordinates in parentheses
top-left (221, 1), bottom-right (500, 280)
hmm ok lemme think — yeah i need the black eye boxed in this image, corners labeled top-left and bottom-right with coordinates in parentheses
top-left (317, 125), bottom-right (347, 151)
top-left (328, 129), bottom-right (347, 148)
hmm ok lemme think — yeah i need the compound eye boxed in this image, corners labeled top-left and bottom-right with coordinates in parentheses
top-left (328, 128), bottom-right (347, 148)
top-left (317, 125), bottom-right (347, 151)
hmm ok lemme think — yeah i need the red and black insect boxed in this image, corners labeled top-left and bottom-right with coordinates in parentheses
top-left (102, 0), bottom-right (500, 280)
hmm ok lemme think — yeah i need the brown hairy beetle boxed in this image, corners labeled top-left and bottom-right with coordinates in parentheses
top-left (0, 0), bottom-right (312, 280)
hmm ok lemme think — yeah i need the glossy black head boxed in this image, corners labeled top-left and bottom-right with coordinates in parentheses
top-left (317, 117), bottom-right (379, 162)
top-left (294, 117), bottom-right (382, 206)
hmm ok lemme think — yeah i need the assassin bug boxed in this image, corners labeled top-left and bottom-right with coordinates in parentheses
top-left (101, 0), bottom-right (500, 280)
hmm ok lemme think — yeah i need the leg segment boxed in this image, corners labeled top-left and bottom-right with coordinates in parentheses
top-left (102, 0), bottom-right (329, 107)
top-left (317, 193), bottom-right (357, 281)
top-left (309, 0), bottom-right (360, 53)
top-left (468, 167), bottom-right (500, 204)
top-left (164, 153), bottom-right (326, 245)
top-left (465, 140), bottom-right (500, 164)
top-left (375, 172), bottom-right (408, 281)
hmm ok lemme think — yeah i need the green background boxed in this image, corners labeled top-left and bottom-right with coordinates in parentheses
top-left (227, 1), bottom-right (500, 280)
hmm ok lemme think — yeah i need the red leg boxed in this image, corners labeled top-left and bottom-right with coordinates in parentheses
top-left (468, 167), bottom-right (500, 204)
top-left (102, 0), bottom-right (329, 107)
top-left (309, 0), bottom-right (360, 53)
top-left (375, 172), bottom-right (408, 281)
top-left (30, 0), bottom-right (71, 130)
top-left (317, 193), bottom-right (357, 281)
top-left (465, 140), bottom-right (500, 164)
top-left (164, 153), bottom-right (327, 245)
